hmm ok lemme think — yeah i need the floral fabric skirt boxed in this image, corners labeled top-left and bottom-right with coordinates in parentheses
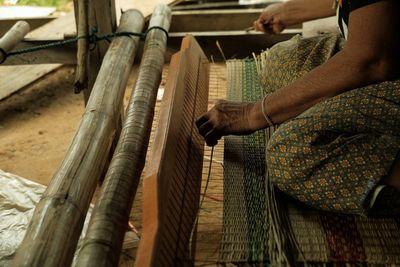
top-left (262, 34), bottom-right (400, 215)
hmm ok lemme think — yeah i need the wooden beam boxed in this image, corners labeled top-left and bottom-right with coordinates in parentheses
top-left (74, 5), bottom-right (171, 266)
top-left (170, 9), bottom-right (262, 32)
top-left (11, 10), bottom-right (144, 267)
top-left (166, 30), bottom-right (300, 61)
top-left (169, 9), bottom-right (301, 32)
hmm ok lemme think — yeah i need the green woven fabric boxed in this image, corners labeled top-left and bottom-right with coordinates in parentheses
top-left (221, 59), bottom-right (268, 264)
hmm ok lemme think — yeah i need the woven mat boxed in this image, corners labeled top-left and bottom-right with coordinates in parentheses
top-left (221, 59), bottom-right (400, 266)
top-left (221, 59), bottom-right (269, 263)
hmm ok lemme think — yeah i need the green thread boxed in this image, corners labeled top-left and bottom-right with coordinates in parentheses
top-left (1, 26), bottom-right (168, 63)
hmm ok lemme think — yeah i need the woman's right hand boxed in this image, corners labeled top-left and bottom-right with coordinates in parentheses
top-left (195, 100), bottom-right (258, 147)
top-left (253, 3), bottom-right (287, 34)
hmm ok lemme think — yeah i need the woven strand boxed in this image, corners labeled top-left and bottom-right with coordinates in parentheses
top-left (261, 95), bottom-right (274, 127)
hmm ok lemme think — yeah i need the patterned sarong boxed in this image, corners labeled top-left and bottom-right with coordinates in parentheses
top-left (261, 34), bottom-right (400, 216)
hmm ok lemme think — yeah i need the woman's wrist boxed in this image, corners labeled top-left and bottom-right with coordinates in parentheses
top-left (247, 98), bottom-right (274, 131)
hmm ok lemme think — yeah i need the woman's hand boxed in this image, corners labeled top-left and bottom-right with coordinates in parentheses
top-left (253, 3), bottom-right (286, 34)
top-left (196, 100), bottom-right (257, 146)
top-left (253, 0), bottom-right (336, 34)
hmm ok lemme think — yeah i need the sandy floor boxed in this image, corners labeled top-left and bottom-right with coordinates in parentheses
top-left (0, 63), bottom-right (227, 266)
top-left (0, 66), bottom-right (83, 185)
top-left (0, 65), bottom-right (138, 185)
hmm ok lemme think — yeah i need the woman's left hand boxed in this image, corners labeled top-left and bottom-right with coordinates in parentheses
top-left (195, 100), bottom-right (257, 146)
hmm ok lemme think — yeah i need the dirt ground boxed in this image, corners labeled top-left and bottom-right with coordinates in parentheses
top-left (0, 66), bottom-right (81, 185)
top-left (0, 65), bottom-right (138, 185)
top-left (0, 63), bottom-right (226, 266)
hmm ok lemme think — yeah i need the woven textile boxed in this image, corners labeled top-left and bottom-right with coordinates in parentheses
top-left (221, 59), bottom-right (269, 264)
top-left (222, 34), bottom-right (400, 266)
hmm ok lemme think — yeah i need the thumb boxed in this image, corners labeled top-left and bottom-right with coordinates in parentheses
top-left (271, 21), bottom-right (284, 34)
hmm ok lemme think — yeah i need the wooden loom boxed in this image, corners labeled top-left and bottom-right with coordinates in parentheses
top-left (135, 35), bottom-right (210, 266)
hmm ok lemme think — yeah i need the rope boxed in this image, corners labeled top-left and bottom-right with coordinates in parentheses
top-left (0, 26), bottom-right (168, 64)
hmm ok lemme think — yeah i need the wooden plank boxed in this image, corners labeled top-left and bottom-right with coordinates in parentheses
top-left (26, 0), bottom-right (182, 40)
top-left (170, 9), bottom-right (262, 32)
top-left (0, 40), bottom-right (76, 65)
top-left (25, 12), bottom-right (76, 41)
top-left (0, 6), bottom-right (55, 19)
top-left (0, 64), bottom-right (61, 101)
top-left (170, 9), bottom-right (301, 32)
top-left (135, 35), bottom-right (209, 267)
top-left (171, 1), bottom-right (276, 10)
top-left (12, 10), bottom-right (144, 267)
top-left (0, 17), bottom-right (56, 37)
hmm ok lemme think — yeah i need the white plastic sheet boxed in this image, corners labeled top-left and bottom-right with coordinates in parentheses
top-left (0, 169), bottom-right (92, 267)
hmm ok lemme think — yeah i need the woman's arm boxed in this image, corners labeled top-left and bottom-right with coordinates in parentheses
top-left (197, 1), bottom-right (400, 146)
top-left (254, 0), bottom-right (336, 33)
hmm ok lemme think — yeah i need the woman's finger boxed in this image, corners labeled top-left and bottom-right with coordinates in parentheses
top-left (195, 115), bottom-right (208, 129)
top-left (198, 121), bottom-right (214, 137)
top-left (204, 128), bottom-right (222, 147)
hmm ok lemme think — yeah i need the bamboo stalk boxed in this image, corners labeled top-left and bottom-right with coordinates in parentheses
top-left (11, 9), bottom-right (144, 267)
top-left (0, 21), bottom-right (30, 63)
top-left (74, 4), bottom-right (172, 267)
top-left (74, 0), bottom-right (89, 93)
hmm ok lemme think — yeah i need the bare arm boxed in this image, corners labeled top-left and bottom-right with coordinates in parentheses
top-left (197, 1), bottom-right (400, 146)
top-left (254, 0), bottom-right (336, 33)
top-left (251, 0), bottom-right (400, 126)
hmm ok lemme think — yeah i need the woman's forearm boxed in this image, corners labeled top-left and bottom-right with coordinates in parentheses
top-left (281, 0), bottom-right (336, 25)
top-left (249, 1), bottom-right (400, 129)
top-left (249, 49), bottom-right (378, 129)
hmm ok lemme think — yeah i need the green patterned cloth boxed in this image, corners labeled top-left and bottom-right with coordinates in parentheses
top-left (261, 34), bottom-right (400, 216)
top-left (221, 59), bottom-right (269, 263)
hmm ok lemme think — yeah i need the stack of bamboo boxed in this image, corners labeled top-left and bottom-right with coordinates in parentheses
top-left (12, 4), bottom-right (173, 267)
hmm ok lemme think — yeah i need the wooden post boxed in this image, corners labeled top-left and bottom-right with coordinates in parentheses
top-left (73, 0), bottom-right (116, 102)
top-left (74, 5), bottom-right (172, 267)
top-left (74, 0), bottom-right (89, 93)
top-left (85, 0), bottom-right (116, 102)
top-left (11, 10), bottom-right (144, 267)
top-left (0, 21), bottom-right (30, 63)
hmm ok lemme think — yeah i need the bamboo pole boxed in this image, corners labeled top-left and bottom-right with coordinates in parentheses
top-left (74, 0), bottom-right (89, 93)
top-left (74, 4), bottom-right (172, 267)
top-left (11, 9), bottom-right (144, 267)
top-left (0, 21), bottom-right (30, 63)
